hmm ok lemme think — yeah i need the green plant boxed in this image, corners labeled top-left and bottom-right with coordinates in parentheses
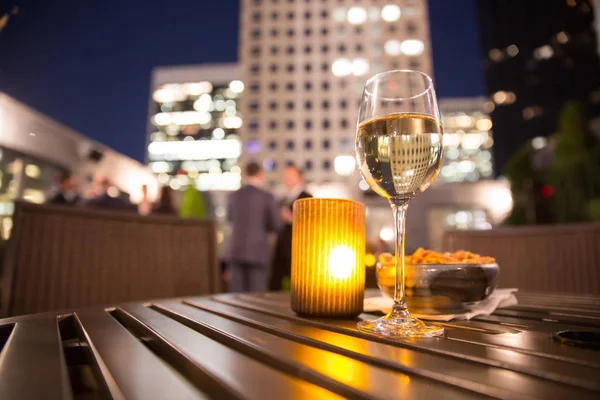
top-left (550, 102), bottom-right (600, 223)
top-left (179, 183), bottom-right (207, 218)
top-left (504, 101), bottom-right (600, 225)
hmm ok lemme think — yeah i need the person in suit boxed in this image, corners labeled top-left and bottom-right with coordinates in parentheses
top-left (152, 186), bottom-right (177, 216)
top-left (48, 171), bottom-right (80, 205)
top-left (269, 164), bottom-right (312, 291)
top-left (85, 176), bottom-right (133, 211)
top-left (223, 161), bottom-right (282, 292)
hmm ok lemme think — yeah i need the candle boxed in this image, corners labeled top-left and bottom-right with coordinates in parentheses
top-left (291, 198), bottom-right (366, 317)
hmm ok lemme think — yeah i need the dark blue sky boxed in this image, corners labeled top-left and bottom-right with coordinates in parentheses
top-left (0, 0), bottom-right (483, 162)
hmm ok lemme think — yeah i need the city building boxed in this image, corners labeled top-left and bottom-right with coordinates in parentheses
top-left (146, 64), bottom-right (243, 193)
top-left (0, 93), bottom-right (158, 238)
top-left (475, 0), bottom-right (600, 173)
top-left (438, 97), bottom-right (494, 182)
top-left (239, 0), bottom-right (433, 195)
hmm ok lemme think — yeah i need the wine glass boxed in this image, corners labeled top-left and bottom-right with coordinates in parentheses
top-left (355, 70), bottom-right (445, 338)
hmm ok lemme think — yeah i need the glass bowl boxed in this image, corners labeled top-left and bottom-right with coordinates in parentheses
top-left (376, 261), bottom-right (500, 314)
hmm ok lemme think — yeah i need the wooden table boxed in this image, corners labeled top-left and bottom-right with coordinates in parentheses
top-left (0, 291), bottom-right (599, 399)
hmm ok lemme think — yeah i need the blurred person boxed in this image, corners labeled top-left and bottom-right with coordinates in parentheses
top-left (138, 184), bottom-right (152, 215)
top-left (223, 161), bottom-right (281, 292)
top-left (152, 186), bottom-right (177, 216)
top-left (85, 176), bottom-right (132, 211)
top-left (269, 164), bottom-right (312, 291)
top-left (48, 170), bottom-right (80, 205)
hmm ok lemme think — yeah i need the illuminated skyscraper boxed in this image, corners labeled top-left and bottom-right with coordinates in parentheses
top-left (476, 0), bottom-right (600, 173)
top-left (146, 64), bottom-right (243, 192)
top-left (239, 0), bottom-right (433, 193)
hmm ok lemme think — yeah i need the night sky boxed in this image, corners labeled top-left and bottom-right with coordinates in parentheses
top-left (0, 0), bottom-right (483, 162)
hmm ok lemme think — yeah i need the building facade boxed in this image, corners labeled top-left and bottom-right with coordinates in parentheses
top-left (0, 93), bottom-right (158, 238)
top-left (475, 0), bottom-right (600, 173)
top-left (146, 64), bottom-right (243, 193)
top-left (438, 97), bottom-right (494, 183)
top-left (239, 0), bottom-right (433, 194)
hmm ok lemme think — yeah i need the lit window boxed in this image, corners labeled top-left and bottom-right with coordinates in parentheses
top-left (506, 44), bottom-right (519, 57)
top-left (534, 45), bottom-right (553, 60)
top-left (384, 40), bottom-right (402, 56)
top-left (400, 39), bottom-right (425, 56)
top-left (229, 80), bottom-right (244, 93)
top-left (333, 7), bottom-right (346, 22)
top-left (381, 4), bottom-right (401, 22)
top-left (368, 7), bottom-right (380, 21)
top-left (332, 59), bottom-right (352, 77)
top-left (25, 164), bottom-right (41, 179)
top-left (352, 58), bottom-right (369, 76)
top-left (347, 7), bottom-right (367, 24)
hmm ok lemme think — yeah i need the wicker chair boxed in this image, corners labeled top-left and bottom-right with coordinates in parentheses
top-left (1, 202), bottom-right (219, 317)
top-left (442, 223), bottom-right (600, 294)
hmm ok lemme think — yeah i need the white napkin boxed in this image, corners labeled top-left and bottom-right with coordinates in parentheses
top-left (363, 288), bottom-right (518, 321)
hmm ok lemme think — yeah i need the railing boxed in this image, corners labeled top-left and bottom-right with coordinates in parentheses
top-left (443, 223), bottom-right (600, 294)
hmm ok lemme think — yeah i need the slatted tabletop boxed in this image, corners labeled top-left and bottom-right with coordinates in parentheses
top-left (0, 291), bottom-right (599, 399)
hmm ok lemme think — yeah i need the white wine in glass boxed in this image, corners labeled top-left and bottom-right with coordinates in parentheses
top-left (356, 70), bottom-right (445, 338)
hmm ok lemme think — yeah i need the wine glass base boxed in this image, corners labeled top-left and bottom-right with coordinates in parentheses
top-left (357, 314), bottom-right (444, 338)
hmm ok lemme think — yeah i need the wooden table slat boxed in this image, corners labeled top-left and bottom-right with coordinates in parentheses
top-left (155, 300), bottom-right (501, 400)
top-left (2, 291), bottom-right (599, 400)
top-left (0, 316), bottom-right (72, 400)
top-left (116, 304), bottom-right (345, 400)
top-left (74, 308), bottom-right (206, 400)
top-left (181, 296), bottom-right (600, 398)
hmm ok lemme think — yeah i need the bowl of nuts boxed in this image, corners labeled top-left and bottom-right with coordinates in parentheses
top-left (376, 248), bottom-right (500, 314)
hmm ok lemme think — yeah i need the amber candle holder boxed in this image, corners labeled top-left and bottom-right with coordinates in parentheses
top-left (291, 198), bottom-right (366, 317)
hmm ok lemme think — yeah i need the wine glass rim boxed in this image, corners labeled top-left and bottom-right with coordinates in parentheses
top-left (364, 69), bottom-right (434, 100)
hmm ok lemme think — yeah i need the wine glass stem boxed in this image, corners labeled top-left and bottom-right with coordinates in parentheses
top-left (391, 198), bottom-right (410, 318)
